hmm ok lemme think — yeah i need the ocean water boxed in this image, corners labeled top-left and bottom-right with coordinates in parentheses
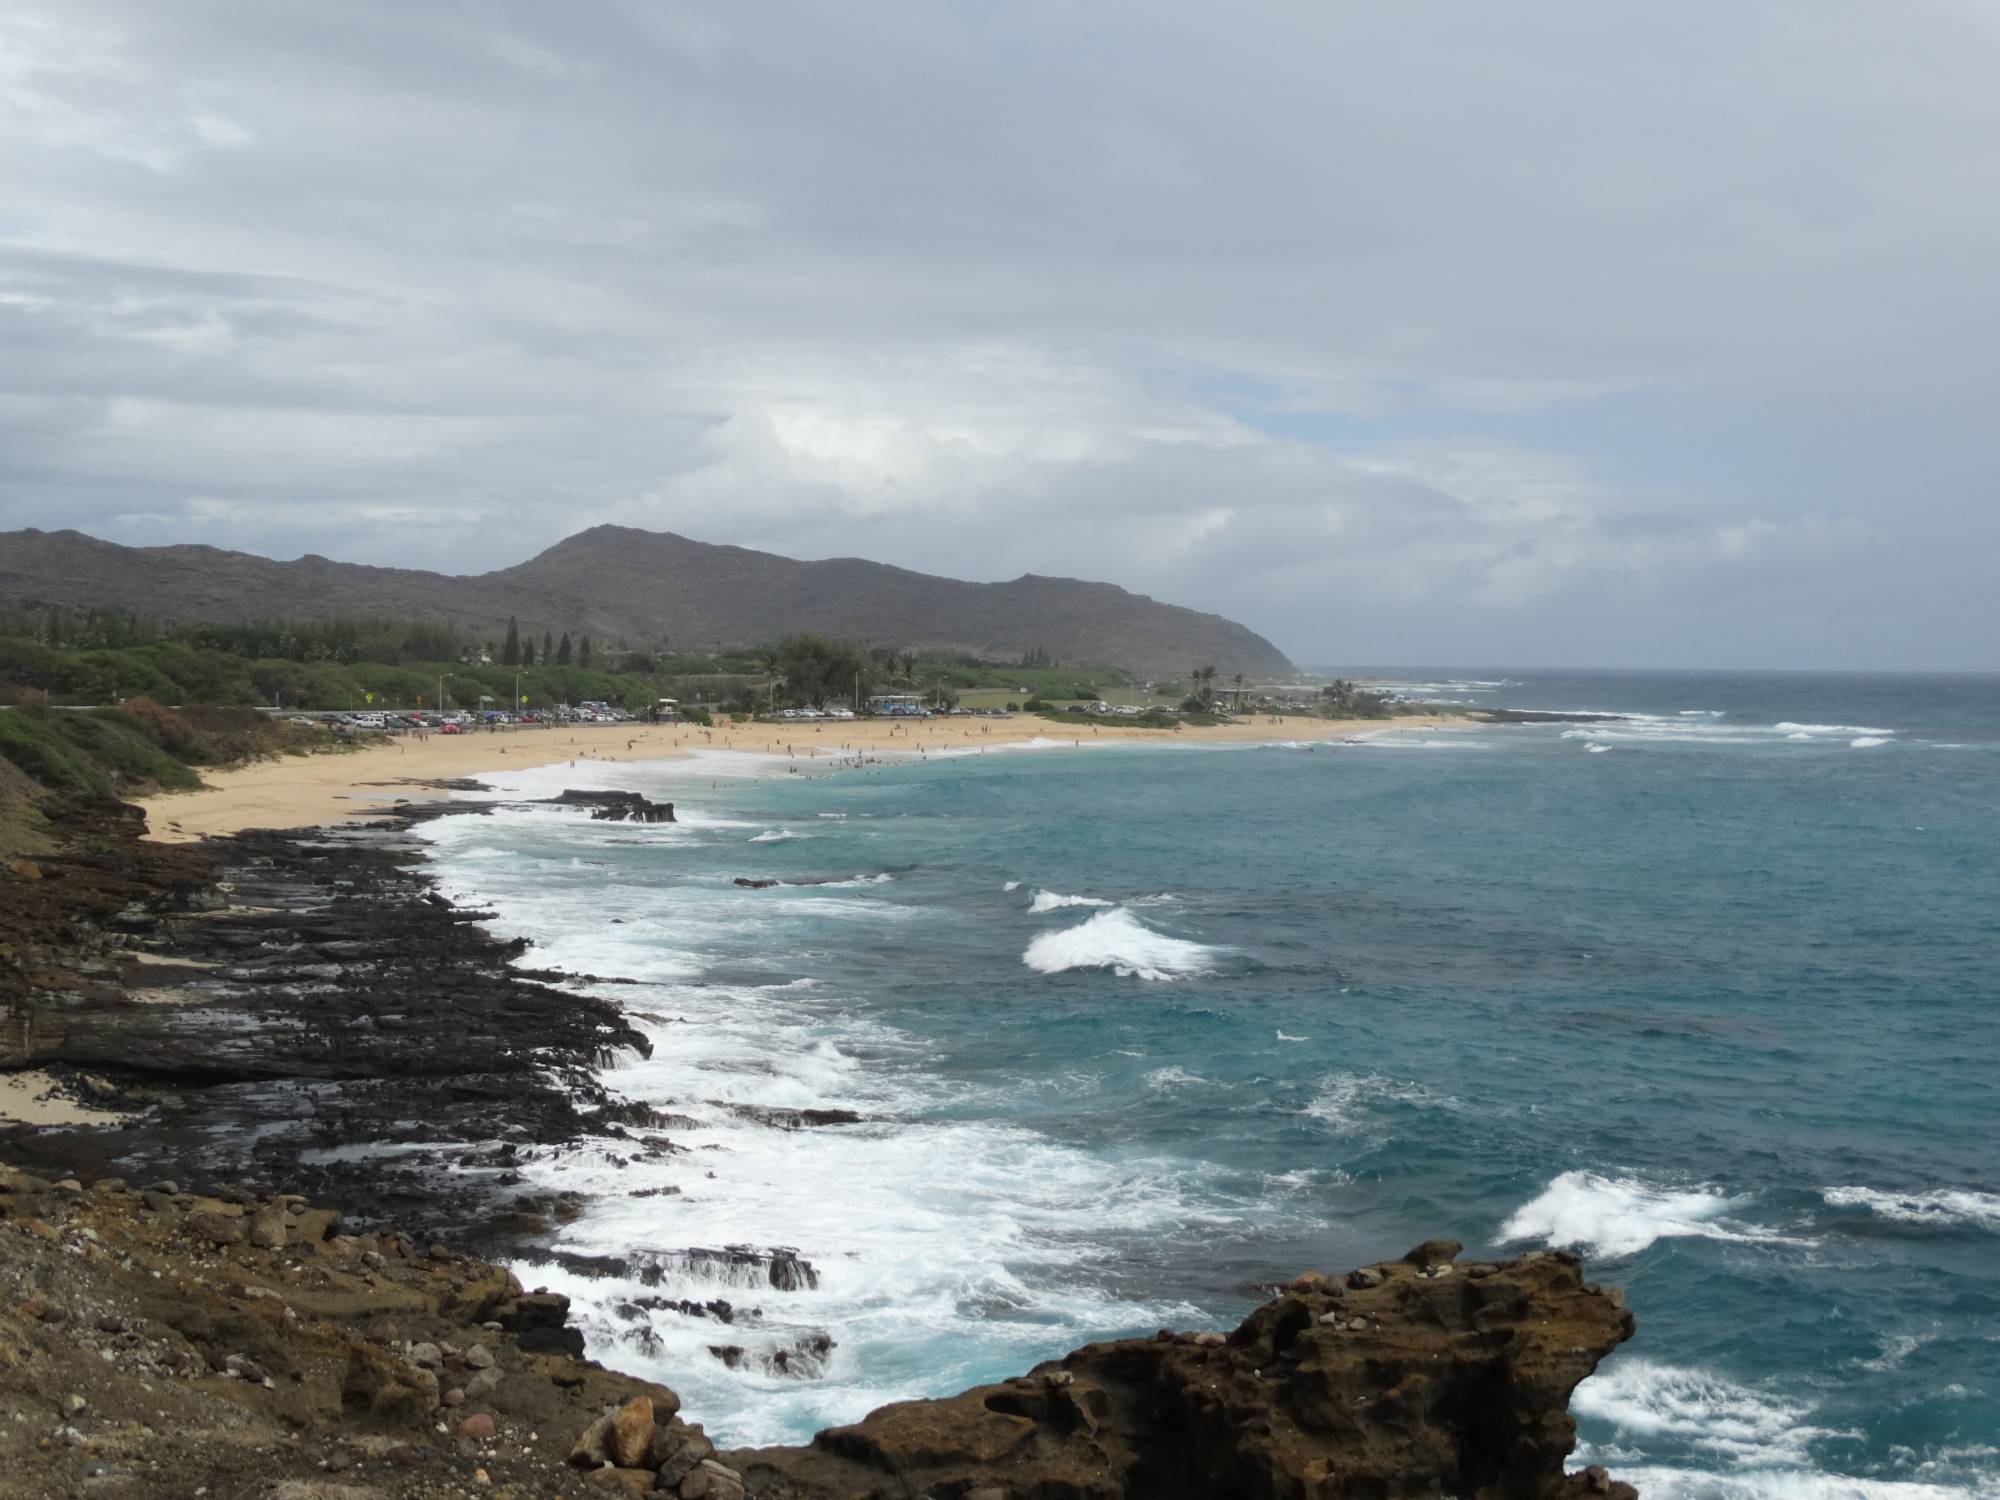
top-left (420, 671), bottom-right (2000, 1498)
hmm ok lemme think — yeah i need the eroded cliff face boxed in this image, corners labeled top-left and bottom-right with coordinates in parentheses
top-left (729, 1238), bottom-right (1636, 1500)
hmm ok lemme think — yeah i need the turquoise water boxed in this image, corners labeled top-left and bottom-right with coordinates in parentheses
top-left (425, 671), bottom-right (2000, 1497)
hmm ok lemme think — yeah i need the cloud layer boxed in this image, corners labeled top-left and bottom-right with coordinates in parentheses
top-left (3, 1), bottom-right (1995, 668)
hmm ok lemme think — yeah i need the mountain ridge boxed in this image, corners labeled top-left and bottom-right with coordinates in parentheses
top-left (0, 525), bottom-right (1292, 678)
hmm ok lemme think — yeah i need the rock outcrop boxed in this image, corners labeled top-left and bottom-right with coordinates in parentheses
top-left (551, 789), bottom-right (678, 823)
top-left (728, 1238), bottom-right (1636, 1500)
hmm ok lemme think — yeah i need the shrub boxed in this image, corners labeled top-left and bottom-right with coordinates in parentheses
top-left (0, 708), bottom-right (113, 797)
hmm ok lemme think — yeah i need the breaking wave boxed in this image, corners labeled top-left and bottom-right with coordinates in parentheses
top-left (1022, 908), bottom-right (1223, 981)
top-left (1027, 889), bottom-right (1115, 913)
top-left (1499, 1171), bottom-right (1797, 1259)
top-left (1822, 1185), bottom-right (2000, 1230)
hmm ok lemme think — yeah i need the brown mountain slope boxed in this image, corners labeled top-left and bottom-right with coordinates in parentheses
top-left (0, 526), bottom-right (1292, 677)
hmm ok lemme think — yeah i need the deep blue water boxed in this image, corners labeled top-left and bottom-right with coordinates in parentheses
top-left (426, 671), bottom-right (2000, 1497)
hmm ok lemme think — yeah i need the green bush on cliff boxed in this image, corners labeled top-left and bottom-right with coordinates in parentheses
top-left (0, 707), bottom-right (114, 797)
top-left (0, 702), bottom-right (287, 800)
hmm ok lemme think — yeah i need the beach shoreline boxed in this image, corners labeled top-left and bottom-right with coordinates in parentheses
top-left (137, 712), bottom-right (1474, 842)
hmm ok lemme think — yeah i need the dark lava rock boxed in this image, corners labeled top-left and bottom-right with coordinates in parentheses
top-left (726, 1242), bottom-right (1637, 1500)
top-left (548, 789), bottom-right (675, 823)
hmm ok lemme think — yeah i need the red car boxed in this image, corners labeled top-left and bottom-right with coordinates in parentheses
top-left (440, 722), bottom-right (463, 734)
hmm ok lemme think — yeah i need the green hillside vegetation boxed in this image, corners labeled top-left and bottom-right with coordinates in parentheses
top-left (0, 700), bottom-right (335, 801)
top-left (0, 609), bottom-right (1144, 717)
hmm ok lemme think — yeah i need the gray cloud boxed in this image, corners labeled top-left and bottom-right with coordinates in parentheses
top-left (1, 0), bottom-right (1994, 668)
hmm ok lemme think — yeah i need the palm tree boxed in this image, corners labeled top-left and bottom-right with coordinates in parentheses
top-left (1187, 664), bottom-right (1218, 708)
top-left (1232, 673), bottom-right (1245, 712)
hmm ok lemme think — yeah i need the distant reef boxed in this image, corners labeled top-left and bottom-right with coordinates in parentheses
top-left (0, 525), bottom-right (1292, 680)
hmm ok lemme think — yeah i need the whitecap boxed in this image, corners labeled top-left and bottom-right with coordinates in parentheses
top-left (1276, 1030), bottom-right (1310, 1042)
top-left (1027, 889), bottom-right (1114, 913)
top-left (1849, 736), bottom-right (1889, 749)
top-left (1499, 1170), bottom-right (1798, 1258)
top-left (1022, 908), bottom-right (1222, 981)
top-left (1144, 1066), bottom-right (1211, 1090)
top-left (1822, 1185), bottom-right (2000, 1230)
top-left (1002, 880), bottom-right (1021, 892)
top-left (1775, 722), bottom-right (1896, 736)
top-left (1587, 743), bottom-right (1613, 753)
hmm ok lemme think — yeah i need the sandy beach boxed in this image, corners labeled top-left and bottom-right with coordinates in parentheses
top-left (137, 712), bottom-right (1472, 842)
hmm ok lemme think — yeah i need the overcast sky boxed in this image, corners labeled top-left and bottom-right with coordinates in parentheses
top-left (2, 2), bottom-right (1995, 669)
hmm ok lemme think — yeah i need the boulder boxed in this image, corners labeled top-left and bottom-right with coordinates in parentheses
top-left (248, 1204), bottom-right (288, 1249)
top-left (568, 1413), bottom-right (614, 1468)
top-left (681, 1460), bottom-right (745, 1500)
top-left (188, 1212), bottom-right (246, 1248)
top-left (440, 1264), bottom-right (518, 1324)
top-left (608, 1395), bottom-right (656, 1468)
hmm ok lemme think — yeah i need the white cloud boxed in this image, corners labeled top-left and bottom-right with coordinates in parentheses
top-left (0, 0), bottom-right (1994, 667)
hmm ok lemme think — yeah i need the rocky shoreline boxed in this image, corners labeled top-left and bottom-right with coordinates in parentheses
top-left (1, 790), bottom-right (660, 1257)
top-left (0, 788), bottom-right (1639, 1498)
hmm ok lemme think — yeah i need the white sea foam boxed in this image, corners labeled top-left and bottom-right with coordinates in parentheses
top-left (1022, 908), bottom-right (1222, 981)
top-left (1027, 889), bottom-right (1114, 913)
top-left (1587, 743), bottom-right (1613, 753)
top-left (1303, 1072), bottom-right (1453, 1132)
top-left (750, 829), bottom-right (807, 842)
top-left (421, 802), bottom-right (1232, 1446)
top-left (1002, 880), bottom-right (1021, 892)
top-left (1276, 1030), bottom-right (1310, 1042)
top-left (1500, 1171), bottom-right (1797, 1258)
top-left (1593, 1469), bottom-right (1973, 1499)
top-left (1550, 713), bottom-right (1904, 750)
top-left (1578, 1369), bottom-right (1985, 1499)
top-left (1144, 1066), bottom-right (1211, 1090)
top-left (1574, 1358), bottom-right (1825, 1466)
top-left (1849, 737), bottom-right (1889, 749)
top-left (1822, 1185), bottom-right (2000, 1230)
